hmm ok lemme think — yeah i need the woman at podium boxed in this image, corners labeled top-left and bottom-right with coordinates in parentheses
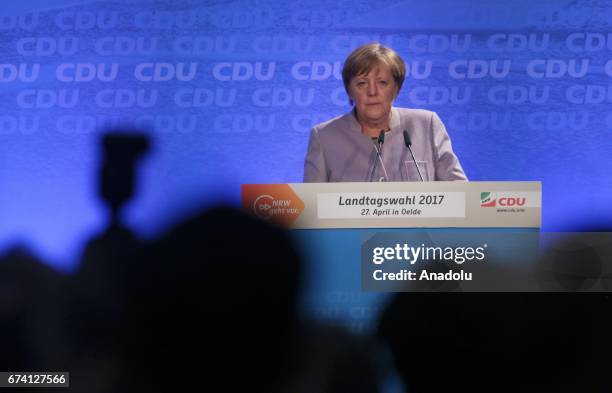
top-left (303, 43), bottom-right (467, 183)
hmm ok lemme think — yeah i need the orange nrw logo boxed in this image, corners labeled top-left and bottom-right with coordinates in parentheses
top-left (242, 184), bottom-right (304, 227)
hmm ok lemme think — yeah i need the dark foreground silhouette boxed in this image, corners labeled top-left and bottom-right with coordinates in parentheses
top-left (1, 130), bottom-right (611, 393)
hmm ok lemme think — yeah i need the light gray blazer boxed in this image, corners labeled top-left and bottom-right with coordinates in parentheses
top-left (303, 107), bottom-right (467, 182)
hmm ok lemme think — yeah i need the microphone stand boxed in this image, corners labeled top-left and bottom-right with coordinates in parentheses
top-left (403, 130), bottom-right (424, 181)
top-left (369, 130), bottom-right (389, 182)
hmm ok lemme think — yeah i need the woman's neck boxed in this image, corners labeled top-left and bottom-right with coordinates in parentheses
top-left (361, 122), bottom-right (390, 138)
top-left (355, 109), bottom-right (391, 138)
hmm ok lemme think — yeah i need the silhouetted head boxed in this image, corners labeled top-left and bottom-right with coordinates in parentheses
top-left (0, 247), bottom-right (67, 371)
top-left (125, 205), bottom-right (302, 392)
top-left (99, 131), bottom-right (150, 215)
top-left (378, 291), bottom-right (611, 393)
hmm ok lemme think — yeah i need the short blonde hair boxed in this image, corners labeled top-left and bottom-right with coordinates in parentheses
top-left (342, 43), bottom-right (406, 98)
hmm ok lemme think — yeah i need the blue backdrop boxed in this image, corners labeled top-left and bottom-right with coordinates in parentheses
top-left (1, 0), bottom-right (612, 269)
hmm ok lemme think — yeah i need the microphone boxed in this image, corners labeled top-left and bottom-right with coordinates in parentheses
top-left (377, 129), bottom-right (385, 145)
top-left (403, 130), bottom-right (424, 182)
top-left (369, 130), bottom-right (390, 182)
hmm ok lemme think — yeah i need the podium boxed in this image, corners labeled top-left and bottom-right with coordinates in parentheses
top-left (242, 181), bottom-right (541, 332)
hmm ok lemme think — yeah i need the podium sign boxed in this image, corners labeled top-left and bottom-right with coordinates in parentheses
top-left (242, 181), bottom-right (541, 229)
top-left (241, 181), bottom-right (542, 331)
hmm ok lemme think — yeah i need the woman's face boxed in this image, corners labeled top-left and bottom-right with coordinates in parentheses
top-left (348, 64), bottom-right (398, 126)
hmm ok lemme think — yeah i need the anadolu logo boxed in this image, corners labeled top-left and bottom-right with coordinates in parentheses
top-left (480, 192), bottom-right (496, 207)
